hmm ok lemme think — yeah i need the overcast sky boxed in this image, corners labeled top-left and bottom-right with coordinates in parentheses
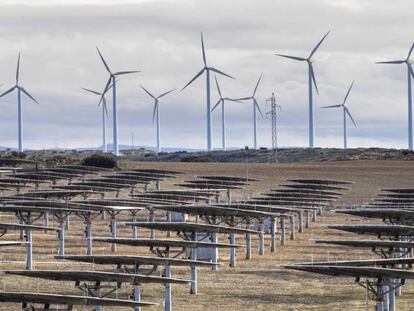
top-left (0, 0), bottom-right (412, 150)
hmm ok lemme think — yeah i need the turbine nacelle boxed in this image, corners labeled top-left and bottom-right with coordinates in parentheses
top-left (212, 76), bottom-right (240, 111)
top-left (140, 85), bottom-right (175, 122)
top-left (96, 47), bottom-right (140, 103)
top-left (235, 74), bottom-right (264, 118)
top-left (0, 53), bottom-right (39, 105)
top-left (377, 42), bottom-right (414, 78)
top-left (181, 33), bottom-right (234, 92)
top-left (321, 80), bottom-right (356, 127)
top-left (275, 31), bottom-right (330, 96)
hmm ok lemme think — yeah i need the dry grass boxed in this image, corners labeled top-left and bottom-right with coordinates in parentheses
top-left (0, 160), bottom-right (413, 310)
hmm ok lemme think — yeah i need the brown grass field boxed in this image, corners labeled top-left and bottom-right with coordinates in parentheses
top-left (0, 159), bottom-right (413, 310)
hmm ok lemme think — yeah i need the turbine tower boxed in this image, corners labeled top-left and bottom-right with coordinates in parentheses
top-left (377, 43), bottom-right (414, 151)
top-left (211, 76), bottom-right (240, 151)
top-left (82, 86), bottom-right (110, 152)
top-left (181, 32), bottom-right (234, 151)
top-left (96, 47), bottom-right (140, 156)
top-left (0, 53), bottom-right (39, 152)
top-left (236, 75), bottom-right (264, 149)
top-left (276, 31), bottom-right (330, 148)
top-left (140, 85), bottom-right (175, 153)
top-left (321, 81), bottom-right (357, 150)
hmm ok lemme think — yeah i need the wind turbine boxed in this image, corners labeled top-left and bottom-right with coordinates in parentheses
top-left (181, 32), bottom-right (234, 151)
top-left (377, 43), bottom-right (414, 151)
top-left (211, 76), bottom-right (240, 151)
top-left (140, 85), bottom-right (175, 153)
top-left (0, 53), bottom-right (39, 152)
top-left (321, 81), bottom-right (357, 150)
top-left (236, 75), bottom-right (264, 149)
top-left (276, 31), bottom-right (330, 148)
top-left (96, 47), bottom-right (140, 156)
top-left (82, 86), bottom-right (110, 152)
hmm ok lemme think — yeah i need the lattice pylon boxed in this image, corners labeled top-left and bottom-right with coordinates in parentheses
top-left (266, 92), bottom-right (281, 150)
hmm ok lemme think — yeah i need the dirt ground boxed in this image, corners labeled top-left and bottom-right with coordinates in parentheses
top-left (0, 160), bottom-right (413, 310)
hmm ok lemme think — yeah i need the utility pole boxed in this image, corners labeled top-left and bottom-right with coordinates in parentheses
top-left (266, 92), bottom-right (281, 161)
top-left (131, 132), bottom-right (134, 150)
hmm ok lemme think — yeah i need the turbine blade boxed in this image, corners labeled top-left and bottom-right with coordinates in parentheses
top-left (212, 99), bottom-right (222, 111)
top-left (235, 97), bottom-right (251, 101)
top-left (181, 68), bottom-right (205, 91)
top-left (114, 70), bottom-right (140, 76)
top-left (376, 60), bottom-right (405, 64)
top-left (152, 101), bottom-right (158, 123)
top-left (224, 98), bottom-right (242, 103)
top-left (342, 80), bottom-right (355, 105)
top-left (309, 30), bottom-right (330, 59)
top-left (321, 104), bottom-right (342, 109)
top-left (20, 87), bottom-right (39, 104)
top-left (275, 54), bottom-right (306, 61)
top-left (201, 32), bottom-right (206, 66)
top-left (103, 98), bottom-right (108, 117)
top-left (345, 106), bottom-right (357, 127)
top-left (254, 98), bottom-right (264, 118)
top-left (96, 47), bottom-right (111, 73)
top-left (209, 67), bottom-right (234, 79)
top-left (82, 88), bottom-right (101, 96)
top-left (16, 53), bottom-right (20, 85)
top-left (408, 42), bottom-right (414, 60)
top-left (107, 78), bottom-right (118, 91)
top-left (158, 89), bottom-right (175, 99)
top-left (253, 74), bottom-right (263, 96)
top-left (99, 78), bottom-right (112, 105)
top-left (140, 85), bottom-right (155, 99)
top-left (0, 86), bottom-right (16, 98)
top-left (310, 64), bottom-right (319, 94)
top-left (214, 75), bottom-right (222, 98)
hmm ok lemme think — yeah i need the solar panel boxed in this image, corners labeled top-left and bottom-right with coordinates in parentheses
top-left (176, 183), bottom-right (241, 190)
top-left (0, 222), bottom-right (55, 232)
top-left (126, 222), bottom-right (259, 234)
top-left (280, 184), bottom-right (349, 191)
top-left (328, 224), bottom-right (414, 236)
top-left (3, 270), bottom-right (189, 284)
top-left (285, 265), bottom-right (414, 280)
top-left (335, 208), bottom-right (414, 219)
top-left (0, 292), bottom-right (155, 307)
top-left (198, 175), bottom-right (260, 182)
top-left (56, 255), bottom-right (217, 267)
top-left (287, 179), bottom-right (353, 185)
top-left (290, 257), bottom-right (414, 267)
top-left (152, 204), bottom-right (278, 218)
top-left (315, 239), bottom-right (414, 249)
top-left (93, 238), bottom-right (241, 249)
top-left (0, 241), bottom-right (26, 247)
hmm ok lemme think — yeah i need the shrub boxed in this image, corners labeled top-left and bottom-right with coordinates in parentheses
top-left (8, 151), bottom-right (27, 159)
top-left (45, 154), bottom-right (76, 166)
top-left (81, 154), bottom-right (117, 168)
top-left (180, 156), bottom-right (213, 163)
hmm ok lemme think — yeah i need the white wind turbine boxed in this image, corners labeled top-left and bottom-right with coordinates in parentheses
top-left (236, 75), bottom-right (264, 149)
top-left (377, 43), bottom-right (414, 151)
top-left (96, 47), bottom-right (140, 156)
top-left (321, 81), bottom-right (357, 150)
top-left (140, 85), bottom-right (175, 153)
top-left (211, 76), bottom-right (240, 151)
top-left (0, 53), bottom-right (39, 152)
top-left (276, 31), bottom-right (330, 148)
top-left (181, 32), bottom-right (234, 151)
top-left (82, 86), bottom-right (110, 152)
